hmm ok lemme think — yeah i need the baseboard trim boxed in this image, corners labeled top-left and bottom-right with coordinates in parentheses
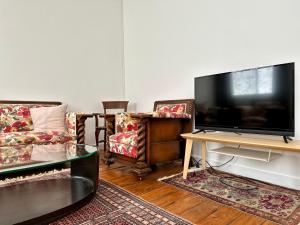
top-left (192, 155), bottom-right (300, 190)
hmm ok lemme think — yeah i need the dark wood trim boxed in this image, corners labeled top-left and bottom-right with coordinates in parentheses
top-left (102, 101), bottom-right (129, 113)
top-left (0, 100), bottom-right (62, 105)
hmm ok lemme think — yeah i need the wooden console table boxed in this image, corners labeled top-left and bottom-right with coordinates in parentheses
top-left (181, 132), bottom-right (300, 179)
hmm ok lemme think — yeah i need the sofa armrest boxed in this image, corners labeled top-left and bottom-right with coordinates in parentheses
top-left (65, 112), bottom-right (77, 137)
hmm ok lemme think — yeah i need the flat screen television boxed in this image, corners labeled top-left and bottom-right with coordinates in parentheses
top-left (194, 63), bottom-right (295, 137)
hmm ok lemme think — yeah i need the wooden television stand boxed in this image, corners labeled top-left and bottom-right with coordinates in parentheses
top-left (181, 132), bottom-right (300, 179)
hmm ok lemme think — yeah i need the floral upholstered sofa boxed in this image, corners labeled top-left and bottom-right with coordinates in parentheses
top-left (0, 101), bottom-right (89, 147)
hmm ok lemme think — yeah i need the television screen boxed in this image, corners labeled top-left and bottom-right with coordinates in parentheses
top-left (194, 63), bottom-right (295, 136)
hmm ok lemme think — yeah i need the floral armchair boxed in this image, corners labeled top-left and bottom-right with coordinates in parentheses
top-left (105, 99), bottom-right (194, 179)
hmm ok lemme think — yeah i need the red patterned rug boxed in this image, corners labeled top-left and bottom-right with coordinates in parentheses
top-left (0, 171), bottom-right (191, 225)
top-left (160, 169), bottom-right (300, 225)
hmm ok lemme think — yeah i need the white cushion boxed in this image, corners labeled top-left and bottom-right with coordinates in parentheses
top-left (30, 104), bottom-right (67, 132)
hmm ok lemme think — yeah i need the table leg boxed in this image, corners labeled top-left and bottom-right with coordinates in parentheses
top-left (201, 141), bottom-right (207, 170)
top-left (183, 139), bottom-right (193, 179)
top-left (71, 149), bottom-right (99, 193)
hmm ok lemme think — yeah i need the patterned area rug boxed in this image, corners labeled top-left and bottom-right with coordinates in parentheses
top-left (160, 169), bottom-right (300, 225)
top-left (0, 171), bottom-right (191, 225)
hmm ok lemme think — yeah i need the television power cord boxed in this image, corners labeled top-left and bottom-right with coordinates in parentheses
top-left (205, 160), bottom-right (258, 191)
top-left (190, 147), bottom-right (258, 191)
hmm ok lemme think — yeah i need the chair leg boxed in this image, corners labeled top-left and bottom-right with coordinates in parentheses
top-left (104, 151), bottom-right (114, 166)
top-left (103, 129), bottom-right (107, 153)
top-left (95, 129), bottom-right (100, 147)
top-left (133, 162), bottom-right (152, 180)
top-left (103, 136), bottom-right (114, 166)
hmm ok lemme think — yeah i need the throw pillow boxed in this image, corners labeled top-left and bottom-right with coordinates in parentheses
top-left (30, 104), bottom-right (68, 132)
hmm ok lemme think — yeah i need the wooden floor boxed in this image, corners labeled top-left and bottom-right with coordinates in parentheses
top-left (100, 159), bottom-right (277, 225)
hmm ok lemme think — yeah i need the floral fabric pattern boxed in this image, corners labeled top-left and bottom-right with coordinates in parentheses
top-left (156, 103), bottom-right (187, 114)
top-left (109, 132), bottom-right (138, 158)
top-left (65, 112), bottom-right (77, 137)
top-left (0, 131), bottom-right (74, 147)
top-left (154, 103), bottom-right (191, 118)
top-left (152, 111), bottom-right (192, 119)
top-left (109, 131), bottom-right (137, 146)
top-left (115, 113), bottom-right (139, 133)
top-left (109, 113), bottom-right (139, 158)
top-left (0, 145), bottom-right (32, 167)
top-left (0, 104), bottom-right (41, 133)
top-left (0, 143), bottom-right (78, 168)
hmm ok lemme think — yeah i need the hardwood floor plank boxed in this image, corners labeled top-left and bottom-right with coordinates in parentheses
top-left (165, 195), bottom-right (207, 215)
top-left (124, 179), bottom-right (166, 195)
top-left (261, 221), bottom-right (279, 225)
top-left (148, 189), bottom-right (190, 207)
top-left (140, 186), bottom-right (180, 202)
top-left (180, 199), bottom-right (222, 224)
top-left (229, 213), bottom-right (266, 225)
top-left (198, 207), bottom-right (243, 225)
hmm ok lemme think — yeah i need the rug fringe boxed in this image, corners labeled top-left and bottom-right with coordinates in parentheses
top-left (0, 168), bottom-right (70, 186)
top-left (158, 172), bottom-right (182, 181)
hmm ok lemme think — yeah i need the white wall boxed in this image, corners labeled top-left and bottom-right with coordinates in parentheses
top-left (123, 0), bottom-right (300, 189)
top-left (0, 0), bottom-right (124, 144)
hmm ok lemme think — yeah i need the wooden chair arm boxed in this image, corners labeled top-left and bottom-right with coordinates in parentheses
top-left (130, 113), bottom-right (153, 119)
top-left (76, 113), bottom-right (94, 120)
top-left (93, 113), bottom-right (105, 117)
top-left (104, 113), bottom-right (115, 118)
top-left (149, 117), bottom-right (191, 120)
top-left (95, 126), bottom-right (106, 130)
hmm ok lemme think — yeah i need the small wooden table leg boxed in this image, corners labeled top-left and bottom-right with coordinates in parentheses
top-left (201, 141), bottom-right (207, 170)
top-left (183, 139), bottom-right (193, 179)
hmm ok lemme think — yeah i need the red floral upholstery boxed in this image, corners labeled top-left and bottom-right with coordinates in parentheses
top-left (152, 111), bottom-right (191, 118)
top-left (115, 113), bottom-right (139, 133)
top-left (0, 104), bottom-right (44, 133)
top-left (0, 131), bottom-right (74, 147)
top-left (0, 143), bottom-right (77, 168)
top-left (0, 145), bottom-right (32, 166)
top-left (109, 113), bottom-right (139, 158)
top-left (153, 103), bottom-right (191, 118)
top-left (109, 131), bottom-right (137, 158)
top-left (156, 103), bottom-right (187, 113)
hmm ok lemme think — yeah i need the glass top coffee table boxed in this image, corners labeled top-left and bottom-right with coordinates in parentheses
top-left (0, 143), bottom-right (99, 225)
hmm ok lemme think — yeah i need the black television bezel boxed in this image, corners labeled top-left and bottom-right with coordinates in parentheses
top-left (194, 62), bottom-right (295, 137)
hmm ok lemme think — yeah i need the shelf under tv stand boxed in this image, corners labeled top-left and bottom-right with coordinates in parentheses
top-left (181, 132), bottom-right (300, 179)
top-left (208, 146), bottom-right (281, 162)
